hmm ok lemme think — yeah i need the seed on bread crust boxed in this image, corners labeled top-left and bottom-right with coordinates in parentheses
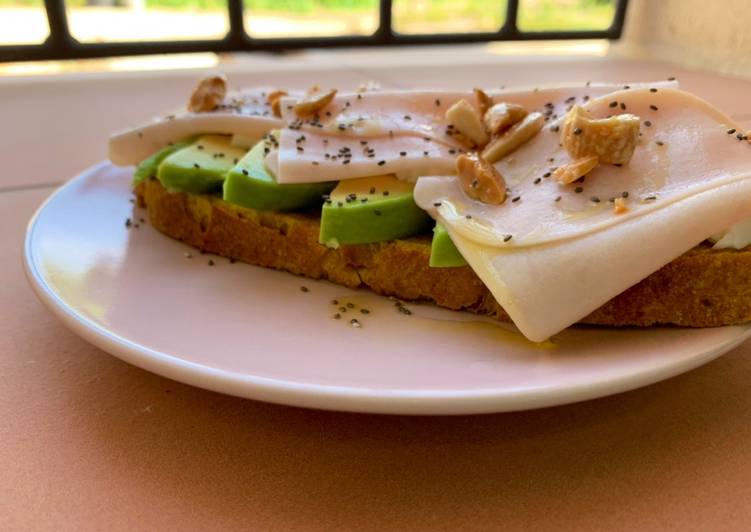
top-left (482, 112), bottom-right (544, 164)
top-left (294, 88), bottom-right (337, 117)
top-left (188, 75), bottom-right (227, 112)
top-left (456, 153), bottom-right (507, 205)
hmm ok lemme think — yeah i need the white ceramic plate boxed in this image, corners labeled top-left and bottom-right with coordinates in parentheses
top-left (24, 163), bottom-right (751, 414)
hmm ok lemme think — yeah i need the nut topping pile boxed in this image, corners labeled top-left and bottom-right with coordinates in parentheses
top-left (444, 89), bottom-right (545, 206)
top-left (294, 87), bottom-right (337, 117)
top-left (552, 104), bottom-right (641, 188)
top-left (560, 105), bottom-right (641, 165)
top-left (266, 90), bottom-right (288, 118)
top-left (474, 88), bottom-right (494, 116)
top-left (552, 154), bottom-right (599, 185)
top-left (483, 102), bottom-right (528, 137)
top-left (456, 153), bottom-right (507, 205)
top-left (444, 90), bottom-right (542, 162)
top-left (482, 112), bottom-right (544, 164)
top-left (187, 75), bottom-right (227, 113)
top-left (445, 99), bottom-right (489, 147)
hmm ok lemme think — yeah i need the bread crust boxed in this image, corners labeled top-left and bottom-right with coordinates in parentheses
top-left (136, 178), bottom-right (751, 328)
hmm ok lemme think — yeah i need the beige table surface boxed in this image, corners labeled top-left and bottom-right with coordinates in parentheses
top-left (4, 47), bottom-right (751, 531)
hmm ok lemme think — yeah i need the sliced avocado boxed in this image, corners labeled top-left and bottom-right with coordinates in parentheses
top-left (319, 175), bottom-right (432, 248)
top-left (223, 133), bottom-right (335, 211)
top-left (429, 223), bottom-right (467, 267)
top-left (157, 134), bottom-right (247, 194)
top-left (132, 137), bottom-right (197, 185)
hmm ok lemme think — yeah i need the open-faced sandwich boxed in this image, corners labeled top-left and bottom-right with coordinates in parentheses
top-left (109, 75), bottom-right (751, 342)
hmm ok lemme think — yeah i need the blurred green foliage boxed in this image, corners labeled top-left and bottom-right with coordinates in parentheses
top-left (246, 0), bottom-right (376, 12)
top-left (394, 0), bottom-right (505, 22)
top-left (392, 0), bottom-right (506, 33)
top-left (0, 0), bottom-right (377, 8)
top-left (0, 0), bottom-right (41, 5)
top-left (519, 0), bottom-right (615, 30)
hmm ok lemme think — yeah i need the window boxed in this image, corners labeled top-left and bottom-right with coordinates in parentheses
top-left (0, 0), bottom-right (628, 62)
top-left (66, 0), bottom-right (230, 43)
top-left (518, 0), bottom-right (617, 32)
top-left (393, 0), bottom-right (506, 35)
top-left (245, 0), bottom-right (379, 38)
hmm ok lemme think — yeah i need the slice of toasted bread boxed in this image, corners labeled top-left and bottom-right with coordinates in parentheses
top-left (135, 178), bottom-right (751, 328)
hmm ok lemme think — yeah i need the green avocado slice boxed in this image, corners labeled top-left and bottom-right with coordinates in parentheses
top-left (132, 136), bottom-right (197, 185)
top-left (223, 133), bottom-right (335, 211)
top-left (319, 175), bottom-right (432, 248)
top-left (429, 223), bottom-right (467, 267)
top-left (157, 134), bottom-right (247, 194)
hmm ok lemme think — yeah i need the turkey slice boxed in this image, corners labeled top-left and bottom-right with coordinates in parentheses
top-left (273, 82), bottom-right (677, 184)
top-left (415, 88), bottom-right (751, 248)
top-left (413, 88), bottom-right (751, 341)
top-left (440, 180), bottom-right (751, 342)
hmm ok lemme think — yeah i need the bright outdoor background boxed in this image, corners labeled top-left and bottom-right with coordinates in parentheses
top-left (0, 0), bottom-right (616, 45)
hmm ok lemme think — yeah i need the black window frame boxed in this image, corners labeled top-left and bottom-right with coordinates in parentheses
top-left (0, 0), bottom-right (629, 62)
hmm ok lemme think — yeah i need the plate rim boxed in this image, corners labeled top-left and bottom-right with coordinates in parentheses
top-left (22, 162), bottom-right (751, 415)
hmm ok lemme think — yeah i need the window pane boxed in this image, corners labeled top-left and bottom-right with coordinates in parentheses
top-left (245, 0), bottom-right (379, 38)
top-left (393, 0), bottom-right (506, 35)
top-left (518, 0), bottom-right (616, 32)
top-left (0, 0), bottom-right (50, 44)
top-left (66, 0), bottom-right (229, 43)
